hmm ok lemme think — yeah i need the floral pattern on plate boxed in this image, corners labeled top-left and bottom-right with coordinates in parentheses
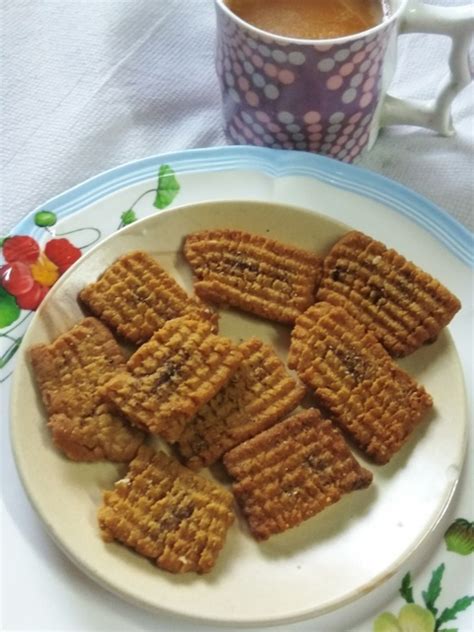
top-left (0, 165), bottom-right (180, 378)
top-left (373, 519), bottom-right (474, 631)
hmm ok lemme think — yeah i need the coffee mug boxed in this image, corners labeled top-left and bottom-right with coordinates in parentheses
top-left (215, 0), bottom-right (474, 162)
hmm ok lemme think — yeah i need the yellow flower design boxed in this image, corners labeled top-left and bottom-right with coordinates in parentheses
top-left (373, 604), bottom-right (436, 632)
top-left (30, 254), bottom-right (59, 287)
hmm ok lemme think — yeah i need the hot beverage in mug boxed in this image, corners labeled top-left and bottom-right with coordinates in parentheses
top-left (215, 0), bottom-right (473, 162)
top-left (224, 0), bottom-right (391, 40)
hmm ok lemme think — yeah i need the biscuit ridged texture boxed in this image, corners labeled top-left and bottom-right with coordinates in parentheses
top-left (317, 231), bottom-right (461, 357)
top-left (79, 251), bottom-right (217, 344)
top-left (98, 446), bottom-right (235, 574)
top-left (29, 317), bottom-right (144, 462)
top-left (101, 316), bottom-right (243, 442)
top-left (223, 409), bottom-right (372, 540)
top-left (288, 303), bottom-right (433, 464)
top-left (184, 229), bottom-right (323, 324)
top-left (177, 337), bottom-right (306, 469)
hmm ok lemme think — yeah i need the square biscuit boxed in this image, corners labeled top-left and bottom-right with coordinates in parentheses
top-left (98, 446), bottom-right (235, 574)
top-left (289, 302), bottom-right (433, 464)
top-left (223, 409), bottom-right (373, 541)
top-left (79, 250), bottom-right (217, 345)
top-left (184, 228), bottom-right (323, 324)
top-left (100, 316), bottom-right (243, 442)
top-left (317, 230), bottom-right (461, 357)
top-left (29, 317), bottom-right (144, 462)
top-left (177, 337), bottom-right (306, 469)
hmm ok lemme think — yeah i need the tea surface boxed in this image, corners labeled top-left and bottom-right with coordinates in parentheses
top-left (225, 0), bottom-right (388, 39)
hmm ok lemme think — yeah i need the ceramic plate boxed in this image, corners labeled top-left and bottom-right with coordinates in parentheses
top-left (4, 147), bottom-right (472, 627)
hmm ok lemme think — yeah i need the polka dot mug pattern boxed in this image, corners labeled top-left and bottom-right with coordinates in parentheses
top-left (215, 0), bottom-right (474, 162)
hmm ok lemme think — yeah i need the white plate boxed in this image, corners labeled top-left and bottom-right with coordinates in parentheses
top-left (10, 193), bottom-right (468, 626)
top-left (0, 147), bottom-right (473, 632)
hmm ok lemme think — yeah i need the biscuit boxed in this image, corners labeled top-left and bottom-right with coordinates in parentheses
top-left (317, 230), bottom-right (461, 356)
top-left (79, 250), bottom-right (217, 345)
top-left (177, 337), bottom-right (306, 469)
top-left (100, 316), bottom-right (243, 442)
top-left (184, 228), bottom-right (323, 324)
top-left (29, 317), bottom-right (144, 462)
top-left (98, 446), bottom-right (235, 574)
top-left (223, 409), bottom-right (372, 540)
top-left (288, 303), bottom-right (433, 464)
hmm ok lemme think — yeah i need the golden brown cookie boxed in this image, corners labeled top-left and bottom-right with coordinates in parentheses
top-left (184, 228), bottom-right (323, 324)
top-left (79, 250), bottom-right (217, 345)
top-left (98, 446), bottom-right (235, 574)
top-left (177, 337), bottom-right (306, 469)
top-left (100, 316), bottom-right (243, 442)
top-left (288, 303), bottom-right (433, 464)
top-left (317, 230), bottom-right (461, 357)
top-left (29, 317), bottom-right (144, 462)
top-left (223, 409), bottom-right (372, 541)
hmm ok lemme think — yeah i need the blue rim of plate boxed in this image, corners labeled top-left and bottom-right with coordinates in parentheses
top-left (8, 145), bottom-right (473, 267)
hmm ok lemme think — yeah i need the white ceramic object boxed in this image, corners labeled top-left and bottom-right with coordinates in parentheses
top-left (380, 0), bottom-right (474, 137)
top-left (10, 198), bottom-right (468, 626)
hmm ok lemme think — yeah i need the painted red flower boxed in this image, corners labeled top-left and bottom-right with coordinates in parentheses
top-left (0, 261), bottom-right (35, 296)
top-left (16, 283), bottom-right (49, 310)
top-left (0, 234), bottom-right (82, 324)
top-left (44, 238), bottom-right (81, 274)
top-left (3, 235), bottom-right (40, 264)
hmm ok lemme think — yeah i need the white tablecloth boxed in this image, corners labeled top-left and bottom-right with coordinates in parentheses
top-left (1, 2), bottom-right (473, 631)
top-left (2, 0), bottom-right (473, 237)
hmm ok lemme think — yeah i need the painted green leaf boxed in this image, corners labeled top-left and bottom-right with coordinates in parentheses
top-left (422, 563), bottom-right (445, 616)
top-left (0, 337), bottom-right (22, 368)
top-left (400, 572), bottom-right (415, 603)
top-left (398, 604), bottom-right (435, 632)
top-left (34, 210), bottom-right (57, 227)
top-left (436, 596), bottom-right (474, 629)
top-left (444, 518), bottom-right (474, 556)
top-left (0, 237), bottom-right (7, 247)
top-left (153, 164), bottom-right (180, 209)
top-left (121, 209), bottom-right (137, 226)
top-left (373, 612), bottom-right (402, 632)
top-left (0, 287), bottom-right (21, 327)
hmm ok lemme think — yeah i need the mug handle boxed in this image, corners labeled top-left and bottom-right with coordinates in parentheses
top-left (381, 1), bottom-right (474, 135)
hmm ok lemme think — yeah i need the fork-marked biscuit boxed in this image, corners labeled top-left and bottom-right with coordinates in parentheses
top-left (98, 446), bottom-right (235, 573)
top-left (101, 316), bottom-right (243, 442)
top-left (223, 409), bottom-right (373, 540)
top-left (29, 317), bottom-right (144, 462)
top-left (79, 250), bottom-right (217, 345)
top-left (177, 337), bottom-right (306, 469)
top-left (184, 228), bottom-right (323, 324)
top-left (317, 231), bottom-right (461, 357)
top-left (289, 303), bottom-right (433, 464)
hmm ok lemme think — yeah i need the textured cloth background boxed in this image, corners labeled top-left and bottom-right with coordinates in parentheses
top-left (1, 3), bottom-right (473, 631)
top-left (1, 0), bottom-right (473, 234)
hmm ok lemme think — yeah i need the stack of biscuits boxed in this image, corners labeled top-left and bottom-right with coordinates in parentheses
top-left (29, 227), bottom-right (461, 574)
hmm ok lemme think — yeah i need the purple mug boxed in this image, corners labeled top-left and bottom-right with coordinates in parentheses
top-left (215, 0), bottom-right (473, 162)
